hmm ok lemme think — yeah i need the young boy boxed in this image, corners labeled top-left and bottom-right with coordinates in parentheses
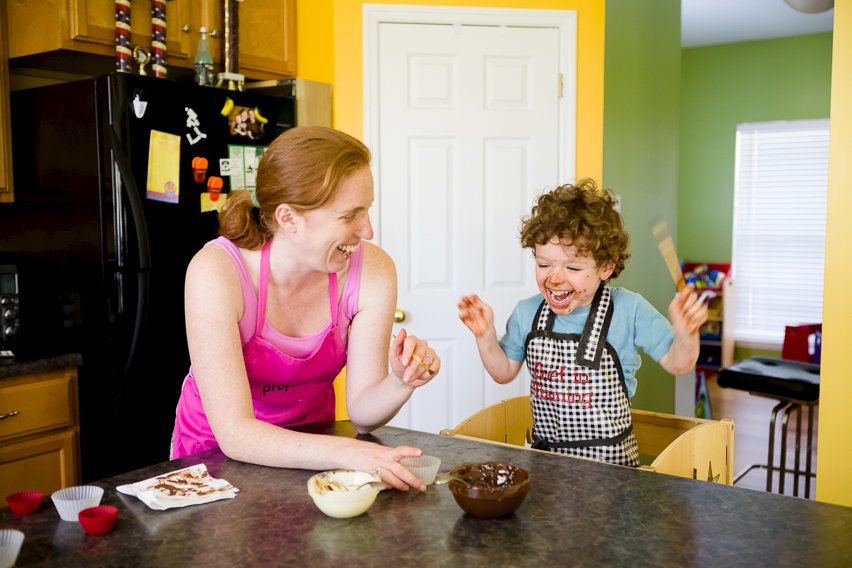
top-left (458, 179), bottom-right (707, 466)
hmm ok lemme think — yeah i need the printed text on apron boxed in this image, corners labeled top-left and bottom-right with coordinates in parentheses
top-left (524, 283), bottom-right (640, 466)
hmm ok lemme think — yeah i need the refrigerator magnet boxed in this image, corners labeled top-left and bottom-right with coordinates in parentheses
top-left (185, 107), bottom-right (208, 145)
top-left (222, 100), bottom-right (265, 140)
top-left (192, 157), bottom-right (209, 183)
top-left (132, 93), bottom-right (148, 119)
top-left (207, 176), bottom-right (224, 201)
top-left (146, 130), bottom-right (181, 203)
top-left (201, 176), bottom-right (225, 213)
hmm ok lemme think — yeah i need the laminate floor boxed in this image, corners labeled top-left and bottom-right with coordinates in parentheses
top-left (707, 373), bottom-right (818, 499)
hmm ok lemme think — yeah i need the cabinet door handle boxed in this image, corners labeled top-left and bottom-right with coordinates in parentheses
top-left (0, 410), bottom-right (19, 420)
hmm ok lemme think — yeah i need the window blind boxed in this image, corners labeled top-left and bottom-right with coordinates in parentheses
top-left (732, 119), bottom-right (829, 346)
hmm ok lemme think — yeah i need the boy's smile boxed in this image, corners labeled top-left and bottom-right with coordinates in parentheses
top-left (534, 238), bottom-right (614, 316)
top-left (547, 288), bottom-right (575, 309)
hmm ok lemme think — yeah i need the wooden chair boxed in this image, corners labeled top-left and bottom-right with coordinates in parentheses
top-left (440, 396), bottom-right (735, 485)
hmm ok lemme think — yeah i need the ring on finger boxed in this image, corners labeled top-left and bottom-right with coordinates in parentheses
top-left (422, 354), bottom-right (433, 366)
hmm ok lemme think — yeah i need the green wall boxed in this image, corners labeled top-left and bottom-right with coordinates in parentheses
top-left (678, 33), bottom-right (833, 263)
top-left (596, 9), bottom-right (831, 413)
top-left (603, 0), bottom-right (682, 412)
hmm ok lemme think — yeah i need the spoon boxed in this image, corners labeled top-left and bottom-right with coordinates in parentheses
top-left (348, 480), bottom-right (390, 491)
top-left (435, 473), bottom-right (471, 487)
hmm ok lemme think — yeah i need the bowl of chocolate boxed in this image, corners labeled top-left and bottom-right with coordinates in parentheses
top-left (446, 462), bottom-right (530, 519)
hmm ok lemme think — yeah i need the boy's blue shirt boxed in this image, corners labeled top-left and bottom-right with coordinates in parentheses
top-left (499, 286), bottom-right (674, 397)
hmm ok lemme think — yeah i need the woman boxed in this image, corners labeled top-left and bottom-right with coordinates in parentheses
top-left (171, 126), bottom-right (441, 491)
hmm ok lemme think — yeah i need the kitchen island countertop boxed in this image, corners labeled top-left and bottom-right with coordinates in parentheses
top-left (3, 421), bottom-right (852, 567)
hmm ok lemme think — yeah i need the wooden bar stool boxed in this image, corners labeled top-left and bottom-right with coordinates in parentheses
top-left (440, 396), bottom-right (735, 485)
top-left (717, 357), bottom-right (819, 498)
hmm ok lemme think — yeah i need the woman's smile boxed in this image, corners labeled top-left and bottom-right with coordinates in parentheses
top-left (337, 243), bottom-right (360, 256)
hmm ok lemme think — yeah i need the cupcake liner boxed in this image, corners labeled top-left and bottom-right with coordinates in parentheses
top-left (6, 490), bottom-right (44, 515)
top-left (0, 529), bottom-right (25, 568)
top-left (400, 455), bottom-right (442, 485)
top-left (51, 485), bottom-right (104, 522)
top-left (79, 505), bottom-right (119, 535)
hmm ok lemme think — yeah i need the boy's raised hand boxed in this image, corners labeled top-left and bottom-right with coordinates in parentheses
top-left (667, 285), bottom-right (709, 336)
top-left (458, 294), bottom-right (495, 338)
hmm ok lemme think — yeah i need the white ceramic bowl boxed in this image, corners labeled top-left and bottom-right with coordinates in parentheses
top-left (307, 470), bottom-right (381, 519)
top-left (0, 529), bottom-right (24, 568)
top-left (400, 455), bottom-right (442, 485)
top-left (51, 485), bottom-right (104, 522)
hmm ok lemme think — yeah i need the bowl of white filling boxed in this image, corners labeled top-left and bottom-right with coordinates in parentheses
top-left (307, 470), bottom-right (385, 519)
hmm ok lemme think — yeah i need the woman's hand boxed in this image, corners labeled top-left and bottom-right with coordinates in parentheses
top-left (458, 294), bottom-right (496, 339)
top-left (668, 285), bottom-right (709, 337)
top-left (389, 328), bottom-right (440, 386)
top-left (350, 442), bottom-right (427, 492)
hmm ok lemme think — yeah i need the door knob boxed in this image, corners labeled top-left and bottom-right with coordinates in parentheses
top-left (393, 309), bottom-right (407, 323)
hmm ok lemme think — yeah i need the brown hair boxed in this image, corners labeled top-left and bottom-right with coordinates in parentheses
top-left (218, 126), bottom-right (372, 249)
top-left (520, 178), bottom-right (630, 279)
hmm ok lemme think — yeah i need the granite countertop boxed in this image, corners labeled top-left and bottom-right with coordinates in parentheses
top-left (0, 353), bottom-right (82, 380)
top-left (3, 421), bottom-right (852, 567)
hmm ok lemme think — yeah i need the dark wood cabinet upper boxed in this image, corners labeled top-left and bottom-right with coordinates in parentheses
top-left (5, 0), bottom-right (296, 80)
top-left (1, 0), bottom-right (13, 202)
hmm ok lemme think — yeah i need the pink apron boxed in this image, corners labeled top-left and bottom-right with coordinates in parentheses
top-left (171, 240), bottom-right (347, 458)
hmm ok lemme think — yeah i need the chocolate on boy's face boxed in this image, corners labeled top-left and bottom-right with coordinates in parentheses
top-left (533, 238), bottom-right (614, 316)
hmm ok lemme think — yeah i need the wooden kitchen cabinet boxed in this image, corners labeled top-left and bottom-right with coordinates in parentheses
top-left (196, 0), bottom-right (297, 79)
top-left (0, 368), bottom-right (80, 497)
top-left (7, 0), bottom-right (193, 67)
top-left (6, 0), bottom-right (296, 80)
top-left (0, 431), bottom-right (78, 499)
top-left (1, 0), bottom-right (13, 203)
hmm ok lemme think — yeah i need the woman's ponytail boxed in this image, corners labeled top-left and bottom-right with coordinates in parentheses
top-left (218, 189), bottom-right (270, 250)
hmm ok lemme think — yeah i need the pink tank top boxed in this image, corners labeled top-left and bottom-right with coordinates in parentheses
top-left (170, 237), bottom-right (363, 458)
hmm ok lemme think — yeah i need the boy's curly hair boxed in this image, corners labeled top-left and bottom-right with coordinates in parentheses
top-left (520, 178), bottom-right (630, 279)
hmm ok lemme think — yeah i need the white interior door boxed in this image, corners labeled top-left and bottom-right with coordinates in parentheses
top-left (366, 8), bottom-right (575, 434)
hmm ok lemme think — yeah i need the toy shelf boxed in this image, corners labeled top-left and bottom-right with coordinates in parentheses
top-left (683, 262), bottom-right (733, 419)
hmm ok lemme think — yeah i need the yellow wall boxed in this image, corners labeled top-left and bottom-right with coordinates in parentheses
top-left (296, 0), bottom-right (334, 84)
top-left (816, 1), bottom-right (852, 507)
top-left (299, 0), bottom-right (606, 421)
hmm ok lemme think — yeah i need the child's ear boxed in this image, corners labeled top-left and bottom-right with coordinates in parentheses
top-left (599, 260), bottom-right (616, 280)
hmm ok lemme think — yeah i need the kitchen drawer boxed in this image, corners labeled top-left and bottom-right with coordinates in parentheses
top-left (0, 429), bottom-right (78, 497)
top-left (0, 369), bottom-right (77, 443)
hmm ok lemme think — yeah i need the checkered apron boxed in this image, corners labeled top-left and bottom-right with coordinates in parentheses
top-left (525, 283), bottom-right (639, 466)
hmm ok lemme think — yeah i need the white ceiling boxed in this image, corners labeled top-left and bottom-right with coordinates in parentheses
top-left (682, 0), bottom-right (834, 48)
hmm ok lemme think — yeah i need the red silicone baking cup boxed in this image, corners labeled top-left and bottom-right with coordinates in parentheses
top-left (78, 505), bottom-right (119, 535)
top-left (5, 491), bottom-right (44, 515)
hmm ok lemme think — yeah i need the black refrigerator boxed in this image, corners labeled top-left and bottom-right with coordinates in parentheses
top-left (0, 73), bottom-right (295, 481)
